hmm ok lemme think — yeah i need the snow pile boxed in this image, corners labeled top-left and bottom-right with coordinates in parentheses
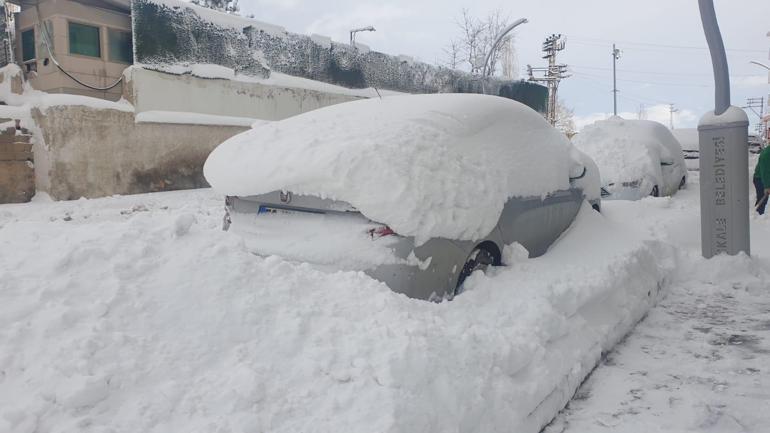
top-left (573, 117), bottom-right (682, 185)
top-left (205, 94), bottom-right (582, 242)
top-left (0, 187), bottom-right (670, 433)
top-left (547, 171), bottom-right (770, 432)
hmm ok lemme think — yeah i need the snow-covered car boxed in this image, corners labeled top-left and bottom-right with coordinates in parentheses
top-left (671, 128), bottom-right (699, 171)
top-left (574, 117), bottom-right (687, 200)
top-left (204, 94), bottom-right (600, 301)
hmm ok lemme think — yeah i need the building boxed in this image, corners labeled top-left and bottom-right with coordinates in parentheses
top-left (8, 0), bottom-right (131, 100)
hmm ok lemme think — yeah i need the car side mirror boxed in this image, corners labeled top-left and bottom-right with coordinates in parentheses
top-left (569, 166), bottom-right (587, 181)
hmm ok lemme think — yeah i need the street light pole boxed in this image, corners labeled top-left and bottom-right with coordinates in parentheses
top-left (350, 26), bottom-right (376, 48)
top-left (697, 0), bottom-right (750, 258)
top-left (612, 44), bottom-right (616, 115)
top-left (481, 18), bottom-right (528, 77)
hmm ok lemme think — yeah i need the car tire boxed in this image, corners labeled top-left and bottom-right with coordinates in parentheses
top-left (454, 247), bottom-right (495, 297)
top-left (651, 185), bottom-right (659, 197)
top-left (679, 176), bottom-right (686, 189)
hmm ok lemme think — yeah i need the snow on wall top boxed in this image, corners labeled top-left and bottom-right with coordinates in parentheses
top-left (132, 0), bottom-right (548, 112)
top-left (204, 94), bottom-right (579, 243)
top-left (573, 117), bottom-right (684, 185)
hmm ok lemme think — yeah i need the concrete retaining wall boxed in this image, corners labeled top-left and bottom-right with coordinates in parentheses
top-left (125, 67), bottom-right (361, 120)
top-left (32, 105), bottom-right (246, 200)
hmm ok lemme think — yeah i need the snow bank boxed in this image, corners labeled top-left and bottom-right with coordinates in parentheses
top-left (0, 188), bottom-right (670, 433)
top-left (205, 94), bottom-right (580, 242)
top-left (573, 117), bottom-right (682, 185)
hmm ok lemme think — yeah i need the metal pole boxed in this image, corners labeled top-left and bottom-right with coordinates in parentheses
top-left (699, 0), bottom-right (730, 115)
top-left (612, 44), bottom-right (617, 116)
top-left (697, 0), bottom-right (750, 258)
top-left (482, 18), bottom-right (528, 77)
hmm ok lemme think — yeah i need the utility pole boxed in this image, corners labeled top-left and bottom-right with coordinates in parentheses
top-left (527, 34), bottom-right (569, 125)
top-left (744, 97), bottom-right (765, 136)
top-left (612, 44), bottom-right (621, 116)
top-left (669, 103), bottom-right (679, 129)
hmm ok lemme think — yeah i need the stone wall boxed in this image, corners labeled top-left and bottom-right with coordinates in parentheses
top-left (0, 126), bottom-right (35, 203)
top-left (32, 106), bottom-right (246, 200)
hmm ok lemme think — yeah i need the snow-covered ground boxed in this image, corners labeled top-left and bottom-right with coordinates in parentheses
top-left (1, 171), bottom-right (769, 433)
top-left (546, 171), bottom-right (770, 433)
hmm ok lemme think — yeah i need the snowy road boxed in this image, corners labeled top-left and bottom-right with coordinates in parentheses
top-left (1, 172), bottom-right (769, 433)
top-left (547, 172), bottom-right (770, 433)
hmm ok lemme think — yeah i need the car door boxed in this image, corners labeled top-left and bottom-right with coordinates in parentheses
top-left (660, 158), bottom-right (676, 195)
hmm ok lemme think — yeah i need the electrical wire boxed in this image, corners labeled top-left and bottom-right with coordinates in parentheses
top-left (570, 64), bottom-right (758, 78)
top-left (34, 1), bottom-right (123, 91)
top-left (569, 36), bottom-right (765, 54)
top-left (571, 70), bottom-right (711, 88)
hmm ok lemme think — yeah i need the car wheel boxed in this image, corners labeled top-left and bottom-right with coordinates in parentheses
top-left (454, 247), bottom-right (495, 297)
top-left (679, 176), bottom-right (686, 189)
top-left (651, 185), bottom-right (659, 197)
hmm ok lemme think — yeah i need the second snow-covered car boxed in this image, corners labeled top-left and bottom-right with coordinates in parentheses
top-left (672, 128), bottom-right (699, 171)
top-left (204, 94), bottom-right (600, 301)
top-left (574, 117), bottom-right (687, 200)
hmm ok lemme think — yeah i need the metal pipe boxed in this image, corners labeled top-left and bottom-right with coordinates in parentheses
top-left (481, 18), bottom-right (528, 77)
top-left (698, 0), bottom-right (730, 115)
top-left (612, 44), bottom-right (618, 116)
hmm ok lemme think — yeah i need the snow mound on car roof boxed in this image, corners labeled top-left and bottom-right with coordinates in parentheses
top-left (204, 94), bottom-right (579, 242)
top-left (573, 117), bottom-right (682, 185)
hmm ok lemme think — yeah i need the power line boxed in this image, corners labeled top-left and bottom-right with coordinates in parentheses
top-left (569, 74), bottom-right (669, 106)
top-left (571, 70), bottom-right (711, 88)
top-left (570, 64), bottom-right (758, 78)
top-left (569, 36), bottom-right (765, 53)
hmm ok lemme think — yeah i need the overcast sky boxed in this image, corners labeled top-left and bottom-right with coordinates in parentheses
top-left (236, 0), bottom-right (770, 131)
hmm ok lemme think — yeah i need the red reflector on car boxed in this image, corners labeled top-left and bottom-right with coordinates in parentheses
top-left (368, 226), bottom-right (395, 239)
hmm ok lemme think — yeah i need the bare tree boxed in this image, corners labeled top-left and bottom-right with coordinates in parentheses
top-left (191, 0), bottom-right (239, 13)
top-left (554, 99), bottom-right (576, 136)
top-left (442, 40), bottom-right (461, 69)
top-left (444, 9), bottom-right (517, 76)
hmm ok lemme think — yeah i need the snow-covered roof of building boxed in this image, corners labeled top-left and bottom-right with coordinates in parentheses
top-left (204, 94), bottom-right (581, 243)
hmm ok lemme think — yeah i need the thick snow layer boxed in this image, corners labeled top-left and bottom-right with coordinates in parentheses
top-left (135, 110), bottom-right (258, 127)
top-left (547, 171), bottom-right (770, 433)
top-left (131, 64), bottom-right (399, 98)
top-left (0, 185), bottom-right (669, 433)
top-left (205, 94), bottom-right (582, 242)
top-left (573, 117), bottom-right (683, 185)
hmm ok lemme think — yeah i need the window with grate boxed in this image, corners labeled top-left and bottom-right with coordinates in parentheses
top-left (69, 22), bottom-right (100, 58)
